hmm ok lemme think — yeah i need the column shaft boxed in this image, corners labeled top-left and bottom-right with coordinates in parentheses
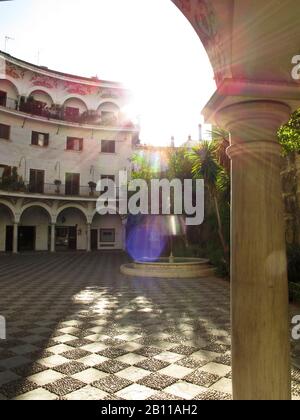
top-left (13, 222), bottom-right (18, 254)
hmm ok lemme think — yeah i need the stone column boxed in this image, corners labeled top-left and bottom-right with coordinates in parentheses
top-left (13, 222), bottom-right (18, 254)
top-left (216, 100), bottom-right (291, 400)
top-left (86, 223), bottom-right (91, 252)
top-left (50, 223), bottom-right (56, 253)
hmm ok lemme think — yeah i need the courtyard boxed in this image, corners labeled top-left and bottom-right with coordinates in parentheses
top-left (0, 252), bottom-right (299, 400)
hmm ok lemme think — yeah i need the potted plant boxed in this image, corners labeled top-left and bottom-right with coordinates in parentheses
top-left (88, 181), bottom-right (97, 196)
top-left (54, 179), bottom-right (62, 194)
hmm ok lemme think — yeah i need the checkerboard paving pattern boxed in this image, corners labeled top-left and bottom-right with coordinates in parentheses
top-left (0, 252), bottom-right (299, 400)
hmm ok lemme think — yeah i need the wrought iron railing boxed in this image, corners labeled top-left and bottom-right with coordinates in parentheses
top-left (0, 182), bottom-right (120, 198)
top-left (0, 96), bottom-right (135, 128)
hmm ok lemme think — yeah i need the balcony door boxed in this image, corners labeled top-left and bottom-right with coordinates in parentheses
top-left (0, 91), bottom-right (7, 107)
top-left (29, 169), bottom-right (44, 194)
top-left (65, 173), bottom-right (80, 196)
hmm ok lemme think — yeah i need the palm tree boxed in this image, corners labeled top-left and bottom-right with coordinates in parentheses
top-left (188, 141), bottom-right (229, 266)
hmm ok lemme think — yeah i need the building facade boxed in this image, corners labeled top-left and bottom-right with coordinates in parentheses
top-left (0, 51), bottom-right (138, 252)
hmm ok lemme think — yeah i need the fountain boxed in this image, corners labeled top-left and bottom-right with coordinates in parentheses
top-left (120, 215), bottom-right (215, 279)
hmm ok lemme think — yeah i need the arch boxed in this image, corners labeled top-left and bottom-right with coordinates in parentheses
top-left (27, 89), bottom-right (54, 107)
top-left (20, 202), bottom-right (53, 223)
top-left (97, 101), bottom-right (120, 113)
top-left (0, 200), bottom-right (16, 222)
top-left (0, 79), bottom-right (20, 99)
top-left (55, 204), bottom-right (88, 224)
top-left (63, 96), bottom-right (88, 112)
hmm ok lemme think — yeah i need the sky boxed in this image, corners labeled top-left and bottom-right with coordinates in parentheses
top-left (0, 0), bottom-right (216, 146)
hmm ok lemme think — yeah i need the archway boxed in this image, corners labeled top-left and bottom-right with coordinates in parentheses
top-left (63, 97), bottom-right (88, 123)
top-left (19, 205), bottom-right (52, 252)
top-left (0, 79), bottom-right (19, 109)
top-left (55, 206), bottom-right (88, 251)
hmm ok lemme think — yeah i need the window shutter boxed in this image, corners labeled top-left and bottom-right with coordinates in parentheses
top-left (44, 134), bottom-right (49, 147)
top-left (32, 132), bottom-right (38, 145)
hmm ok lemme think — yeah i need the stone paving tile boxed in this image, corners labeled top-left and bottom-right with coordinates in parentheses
top-left (170, 345), bottom-right (199, 356)
top-left (73, 368), bottom-right (108, 384)
top-left (14, 388), bottom-right (58, 400)
top-left (28, 369), bottom-right (64, 386)
top-left (92, 375), bottom-right (132, 394)
top-left (43, 377), bottom-right (85, 397)
top-left (53, 362), bottom-right (87, 376)
top-left (147, 391), bottom-right (185, 400)
top-left (158, 364), bottom-right (194, 379)
top-left (135, 358), bottom-right (170, 372)
top-left (94, 360), bottom-right (130, 374)
top-left (200, 362), bottom-right (231, 377)
top-left (184, 370), bottom-right (221, 388)
top-left (177, 357), bottom-right (212, 369)
top-left (61, 349), bottom-right (92, 360)
top-left (0, 379), bottom-right (38, 399)
top-left (0, 252), bottom-right (298, 400)
top-left (138, 373), bottom-right (177, 390)
top-left (116, 383), bottom-right (156, 400)
top-left (134, 346), bottom-right (162, 358)
top-left (194, 389), bottom-right (232, 400)
top-left (98, 347), bottom-right (128, 359)
top-left (66, 385), bottom-right (109, 400)
top-left (165, 381), bottom-right (206, 399)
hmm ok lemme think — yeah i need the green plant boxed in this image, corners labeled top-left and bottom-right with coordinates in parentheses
top-left (278, 109), bottom-right (300, 155)
top-left (187, 141), bottom-right (230, 269)
top-left (0, 167), bottom-right (26, 192)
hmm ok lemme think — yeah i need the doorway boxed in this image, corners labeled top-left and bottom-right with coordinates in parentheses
top-left (91, 229), bottom-right (98, 251)
top-left (5, 225), bottom-right (13, 252)
top-left (18, 226), bottom-right (36, 251)
top-left (55, 226), bottom-right (77, 251)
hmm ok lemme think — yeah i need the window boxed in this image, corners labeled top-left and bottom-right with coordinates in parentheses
top-left (0, 123), bottom-right (10, 140)
top-left (0, 91), bottom-right (7, 107)
top-left (66, 137), bottom-right (83, 152)
top-left (100, 229), bottom-right (115, 243)
top-left (29, 169), bottom-right (45, 194)
top-left (65, 173), bottom-right (80, 196)
top-left (31, 131), bottom-right (49, 147)
top-left (101, 140), bottom-right (115, 153)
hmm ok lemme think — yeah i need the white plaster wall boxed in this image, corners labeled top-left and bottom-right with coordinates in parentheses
top-left (92, 214), bottom-right (123, 249)
top-left (0, 113), bottom-right (133, 188)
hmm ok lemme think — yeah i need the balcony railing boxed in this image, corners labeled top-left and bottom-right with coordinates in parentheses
top-left (0, 182), bottom-right (120, 199)
top-left (0, 96), bottom-right (135, 128)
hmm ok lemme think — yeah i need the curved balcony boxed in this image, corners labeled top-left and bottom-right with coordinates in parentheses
top-left (0, 95), bottom-right (136, 129)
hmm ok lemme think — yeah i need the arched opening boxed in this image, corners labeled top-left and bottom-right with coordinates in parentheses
top-left (0, 79), bottom-right (19, 110)
top-left (97, 101), bottom-right (120, 125)
top-left (19, 205), bottom-right (52, 251)
top-left (63, 97), bottom-right (88, 123)
top-left (91, 212), bottom-right (123, 250)
top-left (56, 206), bottom-right (87, 251)
top-left (0, 203), bottom-right (15, 252)
top-left (20, 89), bottom-right (54, 118)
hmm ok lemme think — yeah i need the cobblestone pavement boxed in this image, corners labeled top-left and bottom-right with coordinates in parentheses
top-left (0, 252), bottom-right (299, 400)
